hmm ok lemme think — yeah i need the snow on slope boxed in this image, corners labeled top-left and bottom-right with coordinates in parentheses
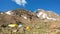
top-left (21, 15), bottom-right (27, 19)
top-left (0, 12), bottom-right (3, 14)
top-left (36, 9), bottom-right (58, 21)
top-left (5, 10), bottom-right (13, 15)
top-left (37, 12), bottom-right (47, 19)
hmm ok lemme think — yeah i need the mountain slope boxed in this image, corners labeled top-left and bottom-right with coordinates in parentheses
top-left (0, 9), bottom-right (60, 34)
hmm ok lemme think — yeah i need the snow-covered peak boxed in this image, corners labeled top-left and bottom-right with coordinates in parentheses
top-left (5, 10), bottom-right (13, 15)
top-left (36, 11), bottom-right (58, 21)
top-left (36, 12), bottom-right (47, 19)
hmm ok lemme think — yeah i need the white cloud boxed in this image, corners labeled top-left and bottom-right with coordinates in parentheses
top-left (12, 0), bottom-right (27, 6)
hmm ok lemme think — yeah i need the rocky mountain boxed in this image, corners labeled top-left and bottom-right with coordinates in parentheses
top-left (0, 8), bottom-right (60, 34)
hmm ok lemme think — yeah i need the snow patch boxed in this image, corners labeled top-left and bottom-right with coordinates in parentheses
top-left (42, 13), bottom-right (47, 19)
top-left (5, 11), bottom-right (12, 15)
top-left (37, 12), bottom-right (43, 17)
top-left (0, 12), bottom-right (3, 14)
top-left (21, 15), bottom-right (27, 19)
top-left (18, 24), bottom-right (22, 27)
top-left (37, 12), bottom-right (47, 19)
top-left (47, 17), bottom-right (57, 20)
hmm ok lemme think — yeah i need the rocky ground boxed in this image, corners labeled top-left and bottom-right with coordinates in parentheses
top-left (0, 9), bottom-right (60, 34)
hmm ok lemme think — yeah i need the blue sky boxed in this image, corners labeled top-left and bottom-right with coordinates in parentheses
top-left (0, 0), bottom-right (60, 14)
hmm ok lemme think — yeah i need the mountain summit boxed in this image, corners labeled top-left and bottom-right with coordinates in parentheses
top-left (36, 9), bottom-right (60, 20)
top-left (0, 9), bottom-right (60, 34)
